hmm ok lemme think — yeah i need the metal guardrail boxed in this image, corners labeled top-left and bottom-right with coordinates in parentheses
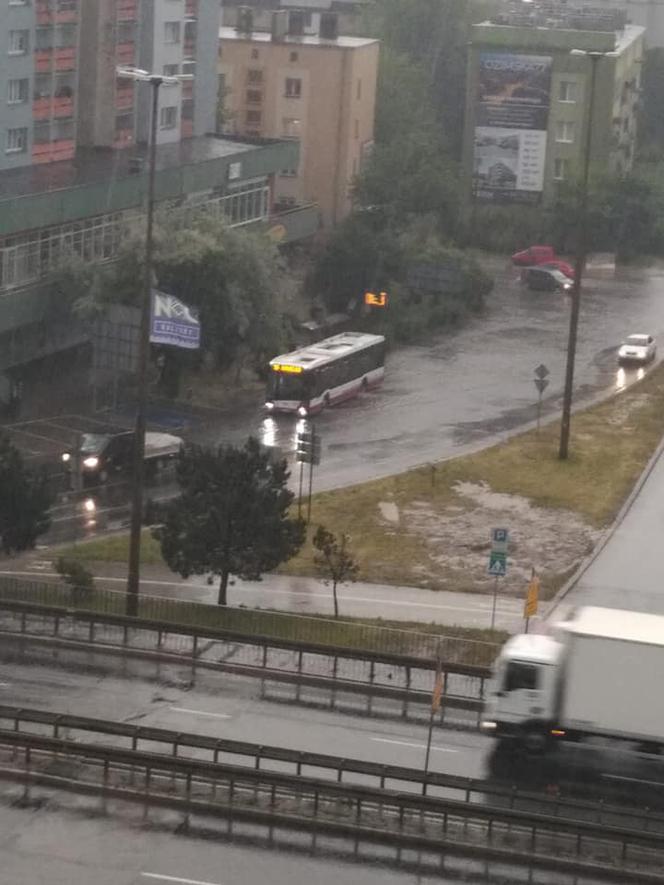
top-left (4, 702), bottom-right (664, 834)
top-left (0, 575), bottom-right (500, 665)
top-left (1, 725), bottom-right (663, 882)
top-left (0, 597), bottom-right (486, 725)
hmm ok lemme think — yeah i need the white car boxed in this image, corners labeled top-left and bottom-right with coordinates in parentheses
top-left (617, 334), bottom-right (657, 365)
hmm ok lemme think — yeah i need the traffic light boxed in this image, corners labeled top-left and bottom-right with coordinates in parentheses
top-left (296, 430), bottom-right (321, 465)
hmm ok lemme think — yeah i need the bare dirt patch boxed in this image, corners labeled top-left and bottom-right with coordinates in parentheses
top-left (402, 482), bottom-right (601, 597)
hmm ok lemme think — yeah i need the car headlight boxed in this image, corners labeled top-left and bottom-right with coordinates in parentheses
top-left (61, 452), bottom-right (71, 463)
top-left (82, 456), bottom-right (99, 469)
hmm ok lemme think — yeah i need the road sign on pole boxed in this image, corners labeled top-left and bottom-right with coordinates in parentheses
top-left (488, 551), bottom-right (507, 577)
top-left (533, 365), bottom-right (550, 433)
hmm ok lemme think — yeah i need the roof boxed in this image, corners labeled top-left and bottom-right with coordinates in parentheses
top-left (270, 331), bottom-right (384, 370)
top-left (219, 25), bottom-right (378, 49)
top-left (564, 606), bottom-right (664, 647)
top-left (500, 634), bottom-right (561, 665)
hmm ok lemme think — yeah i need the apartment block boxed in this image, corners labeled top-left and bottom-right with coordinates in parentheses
top-left (219, 13), bottom-right (379, 226)
top-left (2, 0), bottom-right (80, 171)
top-left (221, 0), bottom-right (371, 38)
top-left (464, 3), bottom-right (645, 205)
top-left (78, 0), bottom-right (219, 150)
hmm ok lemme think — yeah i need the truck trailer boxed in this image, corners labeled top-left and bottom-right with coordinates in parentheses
top-left (482, 606), bottom-right (664, 753)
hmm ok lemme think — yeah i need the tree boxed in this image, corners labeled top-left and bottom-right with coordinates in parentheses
top-left (312, 525), bottom-right (359, 618)
top-left (155, 437), bottom-right (305, 605)
top-left (0, 434), bottom-right (52, 555)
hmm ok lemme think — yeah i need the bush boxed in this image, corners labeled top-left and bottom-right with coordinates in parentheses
top-left (55, 556), bottom-right (94, 602)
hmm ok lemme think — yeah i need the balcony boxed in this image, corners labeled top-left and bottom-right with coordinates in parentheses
top-left (33, 98), bottom-right (52, 121)
top-left (115, 86), bottom-right (134, 111)
top-left (35, 49), bottom-right (53, 74)
top-left (55, 47), bottom-right (76, 72)
top-left (32, 138), bottom-right (75, 165)
top-left (181, 80), bottom-right (194, 100)
top-left (116, 0), bottom-right (138, 21)
top-left (35, 0), bottom-right (79, 24)
top-left (185, 0), bottom-right (198, 18)
top-left (181, 120), bottom-right (194, 138)
top-left (53, 95), bottom-right (74, 118)
top-left (115, 42), bottom-right (135, 65)
top-left (36, 0), bottom-right (52, 25)
top-left (184, 40), bottom-right (196, 59)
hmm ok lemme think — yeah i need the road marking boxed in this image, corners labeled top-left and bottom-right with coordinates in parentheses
top-left (141, 874), bottom-right (223, 885)
top-left (0, 570), bottom-right (519, 616)
top-left (370, 737), bottom-right (458, 753)
top-left (169, 707), bottom-right (232, 720)
top-left (603, 774), bottom-right (664, 787)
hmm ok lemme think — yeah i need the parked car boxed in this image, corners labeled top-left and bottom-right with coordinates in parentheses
top-left (63, 430), bottom-right (184, 488)
top-left (521, 266), bottom-right (573, 292)
top-left (512, 245), bottom-right (556, 266)
top-left (512, 246), bottom-right (575, 280)
top-left (617, 334), bottom-right (657, 365)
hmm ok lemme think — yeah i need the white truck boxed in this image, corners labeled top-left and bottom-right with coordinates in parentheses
top-left (482, 606), bottom-right (664, 753)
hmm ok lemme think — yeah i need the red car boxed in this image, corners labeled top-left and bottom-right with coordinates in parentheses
top-left (512, 245), bottom-right (575, 280)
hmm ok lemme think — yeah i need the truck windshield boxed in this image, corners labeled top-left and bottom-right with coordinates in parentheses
top-left (504, 662), bottom-right (539, 692)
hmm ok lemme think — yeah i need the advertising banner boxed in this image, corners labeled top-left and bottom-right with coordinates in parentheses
top-left (473, 52), bottom-right (552, 203)
top-left (150, 290), bottom-right (201, 350)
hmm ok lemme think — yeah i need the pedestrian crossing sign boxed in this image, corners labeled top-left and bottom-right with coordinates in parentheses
top-left (488, 551), bottom-right (507, 576)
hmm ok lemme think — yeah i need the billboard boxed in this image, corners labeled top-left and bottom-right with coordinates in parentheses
top-left (150, 290), bottom-right (201, 350)
top-left (473, 52), bottom-right (552, 203)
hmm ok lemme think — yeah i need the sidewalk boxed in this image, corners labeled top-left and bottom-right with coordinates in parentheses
top-left (5, 553), bottom-right (526, 633)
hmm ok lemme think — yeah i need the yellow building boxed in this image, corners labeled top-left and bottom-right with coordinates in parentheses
top-left (219, 15), bottom-right (379, 227)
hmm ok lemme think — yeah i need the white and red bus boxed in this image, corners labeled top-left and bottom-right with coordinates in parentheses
top-left (265, 331), bottom-right (386, 417)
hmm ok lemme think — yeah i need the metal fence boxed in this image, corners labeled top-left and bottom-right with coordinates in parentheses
top-left (0, 575), bottom-right (501, 665)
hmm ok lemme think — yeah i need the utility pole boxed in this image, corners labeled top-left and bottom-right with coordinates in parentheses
top-left (559, 50), bottom-right (605, 460)
top-left (118, 67), bottom-right (190, 615)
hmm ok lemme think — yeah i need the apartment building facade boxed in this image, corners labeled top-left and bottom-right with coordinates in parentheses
top-left (219, 14), bottom-right (379, 226)
top-left (77, 0), bottom-right (218, 150)
top-left (3, 0), bottom-right (80, 171)
top-left (463, 4), bottom-right (645, 205)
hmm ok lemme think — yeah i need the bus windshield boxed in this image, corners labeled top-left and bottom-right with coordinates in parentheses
top-left (268, 371), bottom-right (308, 401)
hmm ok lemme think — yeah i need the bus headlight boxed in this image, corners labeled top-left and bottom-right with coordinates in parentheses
top-left (265, 401), bottom-right (275, 411)
top-left (82, 456), bottom-right (99, 469)
top-left (297, 405), bottom-right (308, 418)
top-left (61, 452), bottom-right (71, 463)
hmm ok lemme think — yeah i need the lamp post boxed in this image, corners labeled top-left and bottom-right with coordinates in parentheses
top-left (558, 49), bottom-right (610, 460)
top-left (116, 66), bottom-right (189, 615)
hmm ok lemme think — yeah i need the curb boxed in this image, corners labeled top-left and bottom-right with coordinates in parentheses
top-left (545, 431), bottom-right (664, 620)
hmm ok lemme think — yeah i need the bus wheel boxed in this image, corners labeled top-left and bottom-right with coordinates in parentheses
top-left (361, 377), bottom-right (369, 391)
top-left (324, 393), bottom-right (331, 408)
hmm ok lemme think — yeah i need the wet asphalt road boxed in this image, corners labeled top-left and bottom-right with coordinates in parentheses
top-left (39, 258), bottom-right (664, 543)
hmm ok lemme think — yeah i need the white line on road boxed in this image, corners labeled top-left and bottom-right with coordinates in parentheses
top-left (370, 737), bottom-right (458, 753)
top-left (169, 707), bottom-right (232, 720)
top-left (141, 874), bottom-right (223, 885)
top-left (0, 570), bottom-right (519, 616)
top-left (602, 774), bottom-right (664, 787)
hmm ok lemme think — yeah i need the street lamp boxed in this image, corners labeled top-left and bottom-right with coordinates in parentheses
top-left (116, 66), bottom-right (192, 615)
top-left (558, 49), bottom-right (612, 460)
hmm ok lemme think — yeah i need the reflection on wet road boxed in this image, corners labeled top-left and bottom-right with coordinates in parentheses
top-left (227, 258), bottom-right (664, 490)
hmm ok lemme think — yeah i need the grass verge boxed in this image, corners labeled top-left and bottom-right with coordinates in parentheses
top-left (58, 362), bottom-right (664, 599)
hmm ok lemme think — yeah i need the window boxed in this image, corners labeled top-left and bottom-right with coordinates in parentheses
top-left (247, 69), bottom-right (263, 85)
top-left (160, 106), bottom-right (177, 129)
top-left (555, 121), bottom-right (575, 143)
top-left (290, 51), bottom-right (298, 62)
top-left (6, 127), bottom-right (28, 153)
top-left (554, 157), bottom-right (570, 181)
top-left (163, 64), bottom-right (179, 77)
top-left (559, 80), bottom-right (577, 103)
top-left (356, 78), bottom-right (362, 100)
top-left (354, 119), bottom-right (359, 139)
top-left (285, 77), bottom-right (301, 99)
top-left (164, 22), bottom-right (181, 44)
top-left (9, 30), bottom-right (29, 55)
top-left (282, 117), bottom-right (300, 139)
top-left (251, 48), bottom-right (259, 60)
top-left (246, 109), bottom-right (261, 126)
top-left (246, 89), bottom-right (262, 104)
top-left (504, 662), bottom-right (539, 693)
top-left (8, 79), bottom-right (29, 105)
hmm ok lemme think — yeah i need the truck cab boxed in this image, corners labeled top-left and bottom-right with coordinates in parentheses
top-left (482, 634), bottom-right (561, 741)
